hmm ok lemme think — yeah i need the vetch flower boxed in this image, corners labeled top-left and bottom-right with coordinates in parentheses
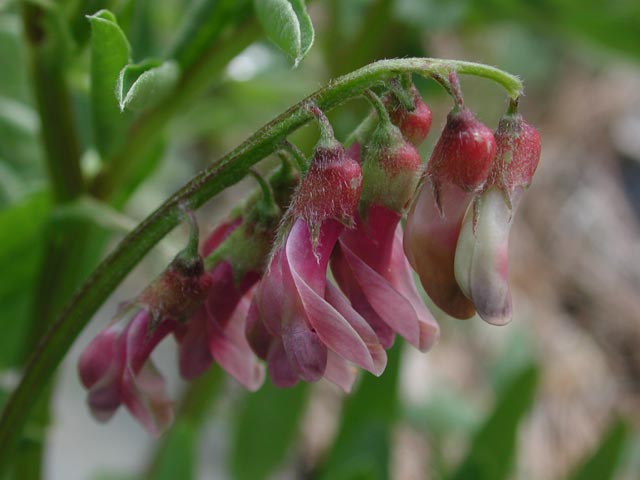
top-left (332, 90), bottom-right (439, 351)
top-left (178, 167), bottom-right (291, 389)
top-left (404, 82), bottom-right (496, 319)
top-left (78, 245), bottom-right (213, 436)
top-left (454, 105), bottom-right (541, 325)
top-left (250, 105), bottom-right (386, 389)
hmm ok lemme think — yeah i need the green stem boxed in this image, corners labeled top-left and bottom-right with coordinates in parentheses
top-left (0, 58), bottom-right (522, 465)
top-left (18, 3), bottom-right (86, 477)
top-left (22, 3), bottom-right (84, 202)
top-left (363, 88), bottom-right (392, 126)
top-left (280, 141), bottom-right (308, 173)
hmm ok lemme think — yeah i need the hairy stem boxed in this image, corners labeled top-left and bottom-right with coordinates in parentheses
top-left (0, 58), bottom-right (522, 464)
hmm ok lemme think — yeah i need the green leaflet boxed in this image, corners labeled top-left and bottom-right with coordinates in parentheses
top-left (88, 10), bottom-right (131, 157)
top-left (231, 381), bottom-right (309, 480)
top-left (568, 418), bottom-right (630, 480)
top-left (450, 365), bottom-right (539, 480)
top-left (254, 0), bottom-right (314, 67)
top-left (116, 60), bottom-right (180, 112)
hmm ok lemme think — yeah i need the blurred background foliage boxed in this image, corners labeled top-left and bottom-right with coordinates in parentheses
top-left (1, 0), bottom-right (639, 478)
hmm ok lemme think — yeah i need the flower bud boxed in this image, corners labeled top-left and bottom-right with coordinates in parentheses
top-left (385, 84), bottom-right (433, 146)
top-left (359, 113), bottom-right (422, 214)
top-left (426, 107), bottom-right (496, 192)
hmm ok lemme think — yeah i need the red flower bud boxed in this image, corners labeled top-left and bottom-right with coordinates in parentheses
top-left (490, 113), bottom-right (541, 205)
top-left (386, 85), bottom-right (433, 146)
top-left (427, 107), bottom-right (496, 192)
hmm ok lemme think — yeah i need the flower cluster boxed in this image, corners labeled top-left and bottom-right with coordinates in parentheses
top-left (78, 75), bottom-right (540, 434)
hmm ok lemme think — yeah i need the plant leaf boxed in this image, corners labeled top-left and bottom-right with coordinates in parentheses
top-left (320, 344), bottom-right (401, 480)
top-left (254, 0), bottom-right (314, 66)
top-left (88, 10), bottom-right (131, 157)
top-left (0, 192), bottom-right (50, 368)
top-left (116, 60), bottom-right (180, 112)
top-left (230, 381), bottom-right (308, 480)
top-left (568, 418), bottom-right (630, 480)
top-left (450, 365), bottom-right (539, 480)
top-left (147, 421), bottom-right (196, 480)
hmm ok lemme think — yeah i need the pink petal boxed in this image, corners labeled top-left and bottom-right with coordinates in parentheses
top-left (121, 361), bottom-right (174, 437)
top-left (121, 311), bottom-right (175, 436)
top-left (324, 282), bottom-right (387, 375)
top-left (284, 224), bottom-right (377, 374)
top-left (386, 226), bottom-right (440, 350)
top-left (340, 239), bottom-right (427, 350)
top-left (324, 351), bottom-right (357, 393)
top-left (267, 340), bottom-right (299, 388)
top-left (331, 246), bottom-right (396, 348)
top-left (177, 309), bottom-right (213, 380)
top-left (404, 180), bottom-right (476, 319)
top-left (245, 296), bottom-right (272, 360)
top-left (78, 323), bottom-right (122, 390)
top-left (208, 293), bottom-right (265, 391)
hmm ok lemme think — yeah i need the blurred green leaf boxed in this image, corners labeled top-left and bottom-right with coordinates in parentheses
top-left (168, 0), bottom-right (253, 70)
top-left (568, 418), bottom-right (630, 480)
top-left (148, 421), bottom-right (196, 480)
top-left (254, 0), bottom-right (314, 66)
top-left (0, 192), bottom-right (49, 368)
top-left (88, 10), bottom-right (132, 157)
top-left (116, 59), bottom-right (180, 112)
top-left (320, 344), bottom-right (401, 480)
top-left (231, 381), bottom-right (309, 480)
top-left (450, 364), bottom-right (539, 480)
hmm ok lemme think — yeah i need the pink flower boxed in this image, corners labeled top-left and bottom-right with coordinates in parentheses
top-left (404, 107), bottom-right (496, 319)
top-left (332, 91), bottom-right (438, 351)
top-left (252, 219), bottom-right (385, 390)
top-left (454, 111), bottom-right (541, 325)
top-left (332, 204), bottom-right (439, 350)
top-left (78, 230), bottom-right (211, 435)
top-left (176, 180), bottom-right (283, 390)
top-left (78, 310), bottom-right (178, 436)
top-left (250, 111), bottom-right (387, 389)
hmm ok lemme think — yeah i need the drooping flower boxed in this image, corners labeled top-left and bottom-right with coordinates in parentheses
top-left (177, 166), bottom-right (293, 389)
top-left (404, 103), bottom-right (496, 319)
top-left (332, 90), bottom-right (439, 351)
top-left (78, 249), bottom-right (213, 436)
top-left (454, 107), bottom-right (541, 325)
top-left (249, 106), bottom-right (387, 389)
